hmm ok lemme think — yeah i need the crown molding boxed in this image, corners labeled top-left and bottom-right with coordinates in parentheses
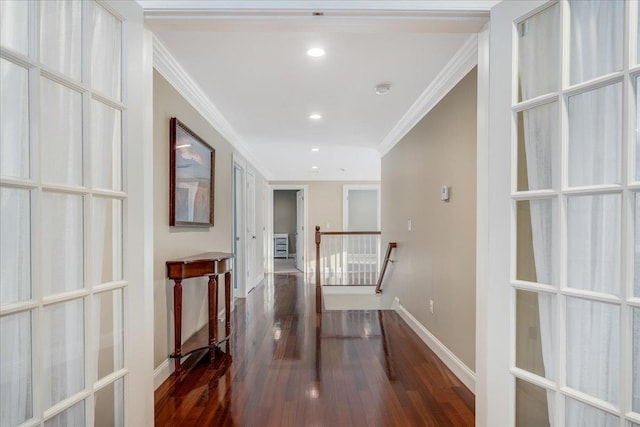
top-left (139, 1), bottom-right (498, 13)
top-left (377, 34), bottom-right (478, 157)
top-left (152, 35), bottom-right (272, 180)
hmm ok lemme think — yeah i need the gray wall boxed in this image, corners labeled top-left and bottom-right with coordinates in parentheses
top-left (273, 190), bottom-right (297, 255)
top-left (380, 68), bottom-right (477, 371)
top-left (153, 70), bottom-right (266, 370)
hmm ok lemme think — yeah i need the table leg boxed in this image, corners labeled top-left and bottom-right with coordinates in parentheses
top-left (208, 275), bottom-right (219, 361)
top-left (173, 280), bottom-right (182, 376)
top-left (225, 271), bottom-right (231, 339)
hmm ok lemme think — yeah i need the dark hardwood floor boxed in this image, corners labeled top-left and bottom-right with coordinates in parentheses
top-left (155, 272), bottom-right (475, 426)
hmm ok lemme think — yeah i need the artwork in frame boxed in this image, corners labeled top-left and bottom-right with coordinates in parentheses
top-left (169, 117), bottom-right (215, 227)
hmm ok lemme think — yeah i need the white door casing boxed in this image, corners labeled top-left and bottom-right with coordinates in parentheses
top-left (232, 162), bottom-right (245, 297)
top-left (296, 190), bottom-right (304, 271)
top-left (269, 185), bottom-right (309, 274)
top-left (342, 184), bottom-right (381, 231)
top-left (246, 169), bottom-right (256, 291)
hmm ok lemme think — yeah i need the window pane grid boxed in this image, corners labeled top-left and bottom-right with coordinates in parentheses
top-left (0, 2), bottom-right (127, 425)
top-left (513, 1), bottom-right (635, 424)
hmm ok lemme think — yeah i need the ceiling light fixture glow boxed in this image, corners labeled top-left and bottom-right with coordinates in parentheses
top-left (309, 113), bottom-right (322, 120)
top-left (306, 47), bottom-right (325, 57)
top-left (311, 148), bottom-right (320, 152)
top-left (311, 166), bottom-right (319, 169)
top-left (375, 83), bottom-right (391, 95)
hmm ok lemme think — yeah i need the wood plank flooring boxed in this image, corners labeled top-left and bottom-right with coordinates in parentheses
top-left (155, 273), bottom-right (475, 426)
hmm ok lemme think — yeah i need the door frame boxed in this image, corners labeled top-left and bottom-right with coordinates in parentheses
top-left (245, 168), bottom-right (256, 293)
top-left (342, 184), bottom-right (381, 231)
top-left (268, 184), bottom-right (309, 274)
top-left (232, 157), bottom-right (246, 298)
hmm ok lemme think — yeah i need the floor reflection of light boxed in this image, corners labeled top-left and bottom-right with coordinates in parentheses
top-left (306, 385), bottom-right (320, 399)
top-left (273, 325), bottom-right (282, 340)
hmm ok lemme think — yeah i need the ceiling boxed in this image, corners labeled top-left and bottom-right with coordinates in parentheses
top-left (142, 1), bottom-right (493, 181)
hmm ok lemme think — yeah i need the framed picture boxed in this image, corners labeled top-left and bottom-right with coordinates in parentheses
top-left (169, 117), bottom-right (215, 227)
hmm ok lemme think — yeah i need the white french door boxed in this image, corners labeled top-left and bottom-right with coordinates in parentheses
top-left (0, 1), bottom-right (151, 426)
top-left (486, 1), bottom-right (640, 426)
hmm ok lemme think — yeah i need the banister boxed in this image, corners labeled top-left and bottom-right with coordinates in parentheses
top-left (314, 226), bottom-right (397, 308)
top-left (375, 242), bottom-right (397, 294)
top-left (315, 226), bottom-right (322, 314)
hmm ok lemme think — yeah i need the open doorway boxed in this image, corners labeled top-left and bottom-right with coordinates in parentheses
top-left (270, 185), bottom-right (308, 274)
top-left (343, 184), bottom-right (381, 231)
top-left (273, 190), bottom-right (301, 273)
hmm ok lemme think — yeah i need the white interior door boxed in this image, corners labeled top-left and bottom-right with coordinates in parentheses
top-left (0, 0), bottom-right (153, 425)
top-left (233, 163), bottom-right (245, 297)
top-left (246, 170), bottom-right (256, 292)
top-left (296, 190), bottom-right (304, 271)
top-left (485, 1), bottom-right (640, 426)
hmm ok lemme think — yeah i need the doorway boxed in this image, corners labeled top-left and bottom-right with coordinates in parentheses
top-left (270, 186), bottom-right (308, 274)
top-left (343, 184), bottom-right (381, 231)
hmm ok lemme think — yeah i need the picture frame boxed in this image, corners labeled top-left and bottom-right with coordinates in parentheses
top-left (169, 117), bottom-right (215, 227)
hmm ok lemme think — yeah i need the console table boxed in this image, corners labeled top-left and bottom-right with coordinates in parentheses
top-left (166, 252), bottom-right (234, 376)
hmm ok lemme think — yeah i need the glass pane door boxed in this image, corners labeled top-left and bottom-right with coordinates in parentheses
top-left (511, 1), bottom-right (639, 426)
top-left (0, 1), bottom-right (128, 425)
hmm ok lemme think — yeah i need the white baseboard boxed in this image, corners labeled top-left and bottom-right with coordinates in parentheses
top-left (254, 272), bottom-right (264, 287)
top-left (154, 307), bottom-right (227, 390)
top-left (154, 358), bottom-right (172, 390)
top-left (395, 299), bottom-right (476, 393)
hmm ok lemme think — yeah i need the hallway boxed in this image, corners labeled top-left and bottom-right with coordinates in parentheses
top-left (155, 273), bottom-right (474, 426)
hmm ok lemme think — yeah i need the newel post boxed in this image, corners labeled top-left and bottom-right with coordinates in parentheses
top-left (315, 225), bottom-right (321, 314)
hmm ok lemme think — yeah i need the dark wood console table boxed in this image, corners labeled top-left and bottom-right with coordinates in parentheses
top-left (166, 252), bottom-right (234, 376)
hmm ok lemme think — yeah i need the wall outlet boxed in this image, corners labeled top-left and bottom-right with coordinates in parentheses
top-left (407, 219), bottom-right (412, 231)
top-left (429, 299), bottom-right (434, 314)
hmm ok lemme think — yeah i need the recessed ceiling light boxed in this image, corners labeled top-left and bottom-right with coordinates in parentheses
top-left (309, 113), bottom-right (322, 120)
top-left (375, 83), bottom-right (391, 95)
top-left (311, 148), bottom-right (320, 152)
top-left (311, 166), bottom-right (319, 169)
top-left (307, 47), bottom-right (325, 57)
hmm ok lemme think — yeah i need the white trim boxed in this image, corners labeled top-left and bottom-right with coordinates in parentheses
top-left (377, 34), bottom-right (478, 156)
top-left (322, 286), bottom-right (377, 295)
top-left (269, 185), bottom-right (309, 274)
top-left (233, 159), bottom-right (247, 298)
top-left (152, 35), bottom-right (272, 180)
top-left (394, 300), bottom-right (476, 393)
top-left (254, 272), bottom-right (265, 287)
top-left (153, 359), bottom-right (172, 391)
top-left (475, 21), bottom-right (491, 427)
top-left (342, 184), bottom-right (381, 231)
top-left (139, 1), bottom-right (499, 12)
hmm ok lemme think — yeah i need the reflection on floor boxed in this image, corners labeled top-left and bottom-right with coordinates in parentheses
top-left (274, 257), bottom-right (301, 273)
top-left (154, 273), bottom-right (475, 426)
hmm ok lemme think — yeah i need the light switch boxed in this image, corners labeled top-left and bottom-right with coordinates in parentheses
top-left (441, 185), bottom-right (450, 201)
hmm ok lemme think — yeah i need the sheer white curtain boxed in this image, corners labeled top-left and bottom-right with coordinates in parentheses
top-left (520, 1), bottom-right (624, 426)
top-left (0, 4), bottom-right (33, 426)
top-left (565, 3), bottom-right (622, 425)
top-left (90, 4), bottom-right (124, 426)
top-left (518, 5), bottom-right (558, 425)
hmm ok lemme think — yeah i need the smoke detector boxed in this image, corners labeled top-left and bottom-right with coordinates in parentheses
top-left (375, 83), bottom-right (391, 95)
